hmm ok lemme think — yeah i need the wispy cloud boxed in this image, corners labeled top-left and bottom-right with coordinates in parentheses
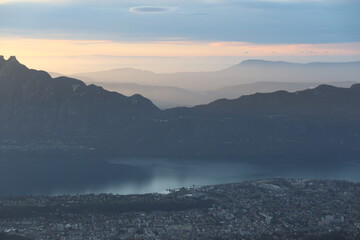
top-left (259, 0), bottom-right (334, 2)
top-left (129, 6), bottom-right (175, 14)
top-left (0, 0), bottom-right (346, 5)
top-left (0, 0), bottom-right (358, 44)
top-left (0, 0), bottom-right (59, 4)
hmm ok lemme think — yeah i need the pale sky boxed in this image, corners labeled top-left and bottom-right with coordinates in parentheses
top-left (0, 0), bottom-right (359, 73)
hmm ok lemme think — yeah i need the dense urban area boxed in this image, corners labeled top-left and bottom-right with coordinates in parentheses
top-left (1, 179), bottom-right (359, 240)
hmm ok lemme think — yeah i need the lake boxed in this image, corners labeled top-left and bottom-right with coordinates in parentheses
top-left (1, 157), bottom-right (359, 196)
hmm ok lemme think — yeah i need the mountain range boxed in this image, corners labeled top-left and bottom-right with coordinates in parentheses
top-left (71, 60), bottom-right (360, 90)
top-left (58, 60), bottom-right (360, 108)
top-left (88, 81), bottom-right (357, 109)
top-left (1, 56), bottom-right (360, 163)
top-left (0, 56), bottom-right (159, 151)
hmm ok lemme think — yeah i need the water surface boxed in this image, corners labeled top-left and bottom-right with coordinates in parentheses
top-left (1, 157), bottom-right (359, 196)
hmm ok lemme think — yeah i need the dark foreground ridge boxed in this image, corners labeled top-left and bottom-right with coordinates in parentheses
top-left (1, 56), bottom-right (360, 162)
top-left (0, 56), bottom-right (159, 150)
top-left (1, 179), bottom-right (359, 240)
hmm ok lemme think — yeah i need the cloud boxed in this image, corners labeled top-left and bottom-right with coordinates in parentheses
top-left (210, 42), bottom-right (249, 47)
top-left (0, 0), bottom-right (358, 45)
top-left (0, 0), bottom-right (60, 4)
top-left (259, 0), bottom-right (339, 3)
top-left (129, 6), bottom-right (175, 14)
top-left (0, 0), bottom-right (343, 5)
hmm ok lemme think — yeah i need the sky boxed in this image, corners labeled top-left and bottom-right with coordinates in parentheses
top-left (0, 0), bottom-right (359, 73)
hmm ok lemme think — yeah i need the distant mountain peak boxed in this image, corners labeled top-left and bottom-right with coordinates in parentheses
top-left (0, 56), bottom-right (5, 68)
top-left (0, 55), bottom-right (26, 69)
top-left (8, 56), bottom-right (19, 62)
top-left (0, 56), bottom-right (29, 81)
top-left (313, 84), bottom-right (339, 91)
top-left (222, 59), bottom-right (360, 75)
top-left (241, 59), bottom-right (270, 64)
top-left (222, 59), bottom-right (297, 71)
top-left (240, 59), bottom-right (294, 65)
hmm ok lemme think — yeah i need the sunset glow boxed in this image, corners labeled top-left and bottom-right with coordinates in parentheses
top-left (0, 0), bottom-right (359, 73)
top-left (1, 38), bottom-right (359, 74)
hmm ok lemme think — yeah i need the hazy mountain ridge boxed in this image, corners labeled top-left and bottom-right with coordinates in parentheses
top-left (71, 60), bottom-right (360, 90)
top-left (1, 57), bottom-right (360, 162)
top-left (80, 81), bottom-right (357, 109)
top-left (59, 60), bottom-right (360, 108)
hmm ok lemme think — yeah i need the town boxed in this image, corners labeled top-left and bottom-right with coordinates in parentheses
top-left (1, 178), bottom-right (359, 240)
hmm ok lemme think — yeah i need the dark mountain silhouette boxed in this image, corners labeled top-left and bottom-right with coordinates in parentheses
top-left (210, 81), bottom-right (356, 105)
top-left (1, 56), bottom-right (359, 162)
top-left (0, 56), bottom-right (159, 152)
top-left (195, 84), bottom-right (360, 116)
top-left (116, 84), bottom-right (360, 161)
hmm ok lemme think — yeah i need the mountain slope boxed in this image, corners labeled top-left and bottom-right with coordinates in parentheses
top-left (118, 84), bottom-right (360, 160)
top-left (89, 82), bottom-right (206, 109)
top-left (0, 56), bottom-right (159, 147)
top-left (1, 56), bottom-right (359, 162)
top-left (195, 84), bottom-right (360, 116)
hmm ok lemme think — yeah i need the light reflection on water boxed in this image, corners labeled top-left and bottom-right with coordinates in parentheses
top-left (98, 158), bottom-right (360, 195)
top-left (1, 157), bottom-right (359, 196)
